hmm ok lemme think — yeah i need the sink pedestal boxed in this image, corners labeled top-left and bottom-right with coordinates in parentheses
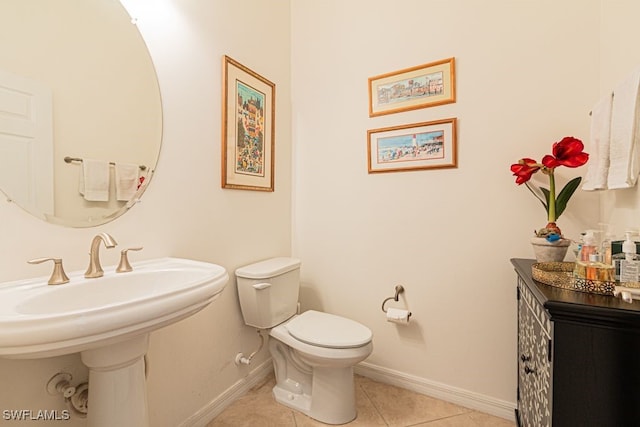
top-left (81, 334), bottom-right (150, 427)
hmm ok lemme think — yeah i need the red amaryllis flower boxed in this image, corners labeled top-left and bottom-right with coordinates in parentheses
top-left (541, 136), bottom-right (589, 168)
top-left (510, 158), bottom-right (540, 185)
top-left (509, 136), bottom-right (589, 233)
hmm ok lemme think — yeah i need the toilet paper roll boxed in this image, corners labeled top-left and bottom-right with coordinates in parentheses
top-left (386, 308), bottom-right (411, 324)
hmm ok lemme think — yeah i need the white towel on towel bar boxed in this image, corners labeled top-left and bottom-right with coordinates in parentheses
top-left (607, 68), bottom-right (640, 189)
top-left (583, 93), bottom-right (613, 190)
top-left (79, 159), bottom-right (110, 202)
top-left (115, 162), bottom-right (139, 201)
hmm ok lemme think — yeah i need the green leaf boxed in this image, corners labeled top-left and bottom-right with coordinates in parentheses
top-left (525, 182), bottom-right (548, 212)
top-left (555, 177), bottom-right (582, 220)
top-left (540, 187), bottom-right (551, 215)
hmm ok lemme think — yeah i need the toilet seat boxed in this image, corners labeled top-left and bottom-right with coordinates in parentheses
top-left (285, 310), bottom-right (372, 349)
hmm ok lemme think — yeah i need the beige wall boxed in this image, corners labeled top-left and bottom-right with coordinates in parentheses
top-left (599, 1), bottom-right (640, 232)
top-left (0, 0), bottom-right (291, 426)
top-left (2, 0), bottom-right (640, 425)
top-left (290, 0), bottom-right (601, 411)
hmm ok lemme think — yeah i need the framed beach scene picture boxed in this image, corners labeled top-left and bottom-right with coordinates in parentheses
top-left (367, 118), bottom-right (457, 173)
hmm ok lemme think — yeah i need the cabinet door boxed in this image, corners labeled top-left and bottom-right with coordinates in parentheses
top-left (518, 279), bottom-right (552, 427)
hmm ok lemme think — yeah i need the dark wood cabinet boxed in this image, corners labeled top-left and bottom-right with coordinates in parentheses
top-left (512, 259), bottom-right (640, 427)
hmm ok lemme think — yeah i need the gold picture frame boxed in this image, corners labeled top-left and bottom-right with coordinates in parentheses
top-left (367, 118), bottom-right (457, 174)
top-left (222, 55), bottom-right (275, 191)
top-left (368, 58), bottom-right (456, 117)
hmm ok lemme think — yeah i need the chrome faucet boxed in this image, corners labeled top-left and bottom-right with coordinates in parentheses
top-left (85, 233), bottom-right (118, 278)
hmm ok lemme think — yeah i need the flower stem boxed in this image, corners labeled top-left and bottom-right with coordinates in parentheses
top-left (548, 170), bottom-right (556, 222)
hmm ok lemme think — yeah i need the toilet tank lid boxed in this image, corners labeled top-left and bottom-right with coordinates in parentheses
top-left (235, 257), bottom-right (301, 279)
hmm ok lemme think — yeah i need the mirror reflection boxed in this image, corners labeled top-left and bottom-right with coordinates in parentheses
top-left (0, 0), bottom-right (162, 227)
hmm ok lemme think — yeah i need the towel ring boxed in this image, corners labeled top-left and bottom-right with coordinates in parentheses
top-left (381, 285), bottom-right (405, 313)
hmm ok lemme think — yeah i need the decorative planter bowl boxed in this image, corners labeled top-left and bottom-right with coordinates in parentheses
top-left (530, 237), bottom-right (571, 262)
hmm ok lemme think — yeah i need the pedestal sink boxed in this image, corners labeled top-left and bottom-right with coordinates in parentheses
top-left (0, 257), bottom-right (229, 427)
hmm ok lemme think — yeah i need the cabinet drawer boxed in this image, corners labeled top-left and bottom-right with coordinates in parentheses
top-left (518, 277), bottom-right (552, 427)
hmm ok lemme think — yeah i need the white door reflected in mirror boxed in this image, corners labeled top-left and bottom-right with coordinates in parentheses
top-left (0, 70), bottom-right (53, 219)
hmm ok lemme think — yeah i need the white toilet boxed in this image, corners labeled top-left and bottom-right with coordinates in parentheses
top-left (236, 257), bottom-right (373, 425)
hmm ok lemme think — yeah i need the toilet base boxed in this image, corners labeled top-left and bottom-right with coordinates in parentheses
top-left (273, 385), bottom-right (312, 415)
top-left (268, 315), bottom-right (372, 425)
top-left (272, 365), bottom-right (357, 425)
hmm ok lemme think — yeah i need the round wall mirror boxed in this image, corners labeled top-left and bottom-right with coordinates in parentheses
top-left (0, 0), bottom-right (162, 227)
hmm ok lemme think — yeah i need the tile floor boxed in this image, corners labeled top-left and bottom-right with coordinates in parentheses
top-left (208, 373), bottom-right (516, 427)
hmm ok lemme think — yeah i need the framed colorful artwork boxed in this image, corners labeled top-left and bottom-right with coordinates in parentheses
top-left (368, 57), bottom-right (456, 117)
top-left (367, 118), bottom-right (457, 173)
top-left (222, 55), bottom-right (275, 191)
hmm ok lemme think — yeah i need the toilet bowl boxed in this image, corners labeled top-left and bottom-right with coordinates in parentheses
top-left (235, 258), bottom-right (373, 425)
top-left (269, 310), bottom-right (373, 424)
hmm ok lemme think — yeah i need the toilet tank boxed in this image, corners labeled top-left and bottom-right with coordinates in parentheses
top-left (235, 257), bottom-right (301, 329)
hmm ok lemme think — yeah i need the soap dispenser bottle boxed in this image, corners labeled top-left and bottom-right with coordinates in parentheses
top-left (573, 231), bottom-right (597, 280)
top-left (620, 231), bottom-right (640, 284)
top-left (580, 230), bottom-right (598, 262)
top-left (600, 223), bottom-right (613, 266)
top-left (585, 252), bottom-right (615, 282)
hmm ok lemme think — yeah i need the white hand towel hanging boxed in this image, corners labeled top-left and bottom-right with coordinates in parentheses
top-left (607, 67), bottom-right (640, 189)
top-left (583, 93), bottom-right (613, 190)
top-left (78, 159), bottom-right (110, 201)
top-left (115, 162), bottom-right (139, 201)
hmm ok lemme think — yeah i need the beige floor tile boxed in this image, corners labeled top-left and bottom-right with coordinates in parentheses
top-left (357, 376), bottom-right (471, 427)
top-left (412, 413), bottom-right (478, 427)
top-left (293, 379), bottom-right (387, 426)
top-left (209, 373), bottom-right (516, 427)
top-left (207, 376), bottom-right (296, 427)
top-left (411, 411), bottom-right (515, 427)
top-left (466, 411), bottom-right (516, 427)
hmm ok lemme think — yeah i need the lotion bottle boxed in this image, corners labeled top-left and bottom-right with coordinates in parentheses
top-left (620, 231), bottom-right (640, 284)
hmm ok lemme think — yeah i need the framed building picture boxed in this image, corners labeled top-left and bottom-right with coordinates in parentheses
top-left (222, 55), bottom-right (275, 191)
top-left (368, 58), bottom-right (456, 117)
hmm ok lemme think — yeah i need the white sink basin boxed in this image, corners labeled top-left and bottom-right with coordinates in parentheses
top-left (0, 257), bottom-right (228, 358)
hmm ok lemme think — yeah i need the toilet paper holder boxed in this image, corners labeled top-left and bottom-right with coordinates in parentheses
top-left (381, 285), bottom-right (411, 317)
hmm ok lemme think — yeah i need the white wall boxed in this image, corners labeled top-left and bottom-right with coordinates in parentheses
top-left (290, 0), bottom-right (600, 412)
top-left (0, 1), bottom-right (291, 426)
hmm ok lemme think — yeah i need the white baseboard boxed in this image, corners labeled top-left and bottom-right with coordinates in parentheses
top-left (355, 362), bottom-right (516, 422)
top-left (181, 359), bottom-right (516, 425)
top-left (179, 359), bottom-right (274, 427)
